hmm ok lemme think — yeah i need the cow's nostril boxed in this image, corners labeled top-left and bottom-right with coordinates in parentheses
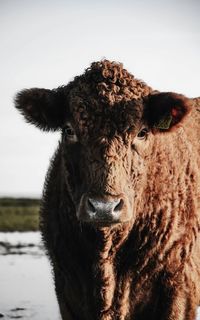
top-left (114, 199), bottom-right (124, 212)
top-left (87, 198), bottom-right (96, 213)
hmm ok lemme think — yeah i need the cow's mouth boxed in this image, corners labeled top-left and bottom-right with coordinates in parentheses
top-left (79, 215), bottom-right (121, 226)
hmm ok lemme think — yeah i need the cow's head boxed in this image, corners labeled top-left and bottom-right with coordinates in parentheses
top-left (15, 60), bottom-right (192, 227)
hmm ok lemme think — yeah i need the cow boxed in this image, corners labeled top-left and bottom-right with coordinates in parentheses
top-left (15, 60), bottom-right (200, 320)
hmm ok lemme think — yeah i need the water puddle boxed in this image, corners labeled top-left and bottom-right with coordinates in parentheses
top-left (0, 232), bottom-right (60, 319)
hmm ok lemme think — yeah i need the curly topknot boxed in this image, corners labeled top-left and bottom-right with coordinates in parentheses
top-left (69, 60), bottom-right (153, 107)
top-left (67, 60), bottom-right (152, 138)
top-left (88, 60), bottom-right (152, 105)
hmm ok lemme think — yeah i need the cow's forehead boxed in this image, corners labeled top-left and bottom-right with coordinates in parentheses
top-left (66, 60), bottom-right (152, 138)
top-left (70, 95), bottom-right (144, 139)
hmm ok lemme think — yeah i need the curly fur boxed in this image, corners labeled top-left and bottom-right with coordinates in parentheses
top-left (15, 60), bottom-right (200, 320)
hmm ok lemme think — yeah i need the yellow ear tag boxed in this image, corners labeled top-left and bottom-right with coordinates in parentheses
top-left (154, 114), bottom-right (173, 130)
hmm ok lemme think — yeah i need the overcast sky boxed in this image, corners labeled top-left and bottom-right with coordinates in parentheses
top-left (0, 0), bottom-right (200, 197)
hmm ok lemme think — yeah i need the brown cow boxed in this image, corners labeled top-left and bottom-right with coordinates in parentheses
top-left (15, 60), bottom-right (200, 320)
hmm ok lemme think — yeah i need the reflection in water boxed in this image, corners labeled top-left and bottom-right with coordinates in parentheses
top-left (0, 232), bottom-right (60, 320)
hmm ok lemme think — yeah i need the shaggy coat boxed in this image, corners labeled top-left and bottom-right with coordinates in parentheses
top-left (15, 60), bottom-right (200, 320)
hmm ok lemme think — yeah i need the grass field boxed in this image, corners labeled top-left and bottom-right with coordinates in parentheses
top-left (0, 198), bottom-right (40, 231)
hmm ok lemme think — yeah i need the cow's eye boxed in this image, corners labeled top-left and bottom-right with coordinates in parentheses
top-left (64, 127), bottom-right (75, 136)
top-left (137, 127), bottom-right (149, 140)
top-left (63, 124), bottom-right (77, 142)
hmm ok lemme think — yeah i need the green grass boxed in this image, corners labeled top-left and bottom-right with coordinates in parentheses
top-left (0, 198), bottom-right (40, 232)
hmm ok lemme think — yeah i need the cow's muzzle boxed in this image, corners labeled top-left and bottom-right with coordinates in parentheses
top-left (77, 193), bottom-right (131, 225)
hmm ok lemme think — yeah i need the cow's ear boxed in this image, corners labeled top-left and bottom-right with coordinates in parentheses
top-left (15, 87), bottom-right (68, 131)
top-left (146, 92), bottom-right (192, 133)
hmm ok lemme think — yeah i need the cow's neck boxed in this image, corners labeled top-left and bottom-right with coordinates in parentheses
top-left (89, 212), bottom-right (176, 320)
top-left (92, 225), bottom-right (133, 320)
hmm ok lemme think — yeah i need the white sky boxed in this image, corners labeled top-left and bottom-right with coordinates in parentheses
top-left (0, 0), bottom-right (199, 197)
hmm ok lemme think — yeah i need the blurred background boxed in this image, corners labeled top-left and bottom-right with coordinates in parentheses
top-left (0, 0), bottom-right (199, 319)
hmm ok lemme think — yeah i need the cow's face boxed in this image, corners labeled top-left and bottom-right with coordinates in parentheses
top-left (62, 93), bottom-right (150, 226)
top-left (15, 61), bottom-right (192, 226)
